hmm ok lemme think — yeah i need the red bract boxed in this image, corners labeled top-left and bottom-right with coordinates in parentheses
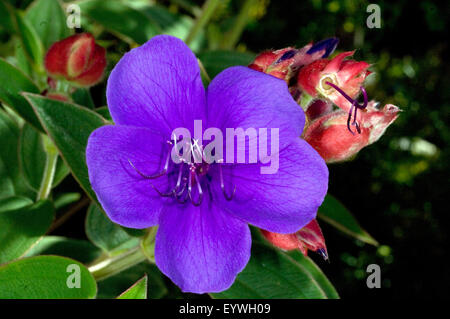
top-left (304, 101), bottom-right (400, 163)
top-left (261, 219), bottom-right (328, 260)
top-left (248, 38), bottom-right (338, 82)
top-left (44, 33), bottom-right (106, 87)
top-left (298, 51), bottom-right (371, 112)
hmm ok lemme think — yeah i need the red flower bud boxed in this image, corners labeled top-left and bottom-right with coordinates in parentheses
top-left (248, 47), bottom-right (298, 81)
top-left (304, 101), bottom-right (400, 163)
top-left (248, 39), bottom-right (339, 82)
top-left (297, 51), bottom-right (371, 112)
top-left (44, 33), bottom-right (106, 87)
top-left (261, 219), bottom-right (328, 260)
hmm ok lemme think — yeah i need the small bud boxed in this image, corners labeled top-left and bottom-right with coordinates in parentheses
top-left (44, 33), bottom-right (106, 87)
top-left (261, 219), bottom-right (328, 260)
top-left (248, 38), bottom-right (339, 82)
top-left (304, 101), bottom-right (400, 163)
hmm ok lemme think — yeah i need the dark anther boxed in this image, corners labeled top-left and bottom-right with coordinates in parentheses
top-left (276, 49), bottom-right (297, 64)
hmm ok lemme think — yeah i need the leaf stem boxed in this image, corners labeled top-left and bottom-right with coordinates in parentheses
top-left (36, 135), bottom-right (58, 200)
top-left (220, 0), bottom-right (256, 50)
top-left (198, 58), bottom-right (211, 84)
top-left (88, 227), bottom-right (158, 281)
top-left (88, 246), bottom-right (147, 281)
top-left (185, 0), bottom-right (221, 46)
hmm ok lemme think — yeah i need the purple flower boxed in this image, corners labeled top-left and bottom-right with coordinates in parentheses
top-left (86, 35), bottom-right (328, 293)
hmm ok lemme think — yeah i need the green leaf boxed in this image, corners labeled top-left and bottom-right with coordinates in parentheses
top-left (0, 196), bottom-right (33, 213)
top-left (97, 262), bottom-right (167, 299)
top-left (137, 4), bottom-right (202, 52)
top-left (0, 1), bottom-right (15, 33)
top-left (78, 0), bottom-right (159, 44)
top-left (0, 108), bottom-right (33, 199)
top-left (94, 106), bottom-right (112, 120)
top-left (19, 123), bottom-right (70, 191)
top-left (23, 93), bottom-right (109, 204)
top-left (318, 194), bottom-right (379, 246)
top-left (211, 242), bottom-right (339, 299)
top-left (117, 275), bottom-right (147, 299)
top-left (0, 255), bottom-right (97, 298)
top-left (25, 236), bottom-right (102, 264)
top-left (72, 88), bottom-right (95, 109)
top-left (54, 192), bottom-right (81, 210)
top-left (14, 10), bottom-right (44, 70)
top-left (0, 200), bottom-right (54, 264)
top-left (25, 0), bottom-right (72, 50)
top-left (85, 203), bottom-right (139, 253)
top-left (0, 58), bottom-right (42, 131)
top-left (198, 50), bottom-right (256, 78)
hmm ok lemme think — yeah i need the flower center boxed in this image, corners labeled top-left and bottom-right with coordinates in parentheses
top-left (127, 137), bottom-right (235, 206)
top-left (318, 74), bottom-right (338, 95)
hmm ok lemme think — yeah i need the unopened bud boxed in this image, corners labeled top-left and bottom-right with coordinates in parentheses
top-left (44, 33), bottom-right (106, 87)
top-left (261, 219), bottom-right (328, 260)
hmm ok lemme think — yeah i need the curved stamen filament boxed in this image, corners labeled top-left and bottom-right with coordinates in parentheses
top-left (128, 147), bottom-right (171, 179)
top-left (188, 171), bottom-right (203, 206)
top-left (325, 81), bottom-right (368, 134)
top-left (219, 165), bottom-right (236, 201)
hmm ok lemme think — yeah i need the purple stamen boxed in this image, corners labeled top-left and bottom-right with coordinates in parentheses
top-left (325, 81), bottom-right (368, 134)
top-left (129, 138), bottom-right (237, 206)
top-left (128, 147), bottom-right (171, 179)
top-left (188, 171), bottom-right (203, 206)
top-left (219, 165), bottom-right (236, 201)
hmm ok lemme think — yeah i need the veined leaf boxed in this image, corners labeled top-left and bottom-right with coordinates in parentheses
top-left (25, 0), bottom-right (72, 50)
top-left (0, 255), bottom-right (97, 298)
top-left (211, 242), bottom-right (339, 299)
top-left (19, 123), bottom-right (70, 191)
top-left (0, 196), bottom-right (33, 213)
top-left (23, 93), bottom-right (109, 204)
top-left (0, 58), bottom-right (42, 131)
top-left (117, 275), bottom-right (147, 299)
top-left (25, 236), bottom-right (101, 264)
top-left (0, 200), bottom-right (54, 264)
top-left (85, 203), bottom-right (139, 253)
top-left (318, 194), bottom-right (379, 246)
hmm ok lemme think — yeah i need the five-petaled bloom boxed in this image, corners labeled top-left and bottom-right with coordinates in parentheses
top-left (86, 35), bottom-right (328, 293)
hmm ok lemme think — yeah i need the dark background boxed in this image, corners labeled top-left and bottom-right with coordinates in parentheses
top-left (239, 0), bottom-right (449, 298)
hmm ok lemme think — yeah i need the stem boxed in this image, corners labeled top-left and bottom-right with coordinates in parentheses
top-left (36, 135), bottom-right (58, 200)
top-left (171, 0), bottom-right (202, 17)
top-left (198, 58), bottom-right (211, 84)
top-left (185, 0), bottom-right (221, 46)
top-left (220, 0), bottom-right (256, 50)
top-left (88, 246), bottom-right (147, 281)
top-left (88, 227), bottom-right (158, 281)
top-left (48, 197), bottom-right (90, 233)
top-left (141, 226), bottom-right (158, 261)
